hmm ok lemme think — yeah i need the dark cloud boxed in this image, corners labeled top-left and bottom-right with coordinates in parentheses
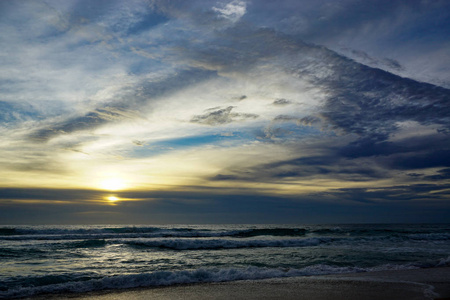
top-left (132, 140), bottom-right (144, 146)
top-left (338, 139), bottom-right (407, 159)
top-left (332, 183), bottom-right (450, 203)
top-left (261, 126), bottom-right (294, 140)
top-left (273, 98), bottom-right (292, 106)
top-left (407, 173), bottom-right (423, 178)
top-left (388, 149), bottom-right (450, 170)
top-left (191, 106), bottom-right (258, 126)
top-left (211, 174), bottom-right (239, 181)
top-left (222, 130), bottom-right (450, 182)
top-left (260, 115), bottom-right (322, 140)
top-left (297, 116), bottom-right (321, 126)
top-left (211, 152), bottom-right (387, 184)
top-left (29, 108), bottom-right (127, 142)
top-left (343, 48), bottom-right (404, 71)
top-left (272, 115), bottom-right (320, 127)
top-left (273, 115), bottom-right (297, 122)
top-left (249, 0), bottom-right (450, 47)
top-left (381, 58), bottom-right (403, 71)
top-left (136, 69), bottom-right (217, 106)
top-left (262, 155), bottom-right (384, 181)
top-left (336, 133), bottom-right (450, 174)
top-left (305, 56), bottom-right (450, 141)
top-left (425, 168), bottom-right (450, 181)
top-left (176, 25), bottom-right (300, 73)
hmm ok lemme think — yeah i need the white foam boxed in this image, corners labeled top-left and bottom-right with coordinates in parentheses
top-left (437, 256), bottom-right (450, 267)
top-left (0, 265), bottom-right (364, 299)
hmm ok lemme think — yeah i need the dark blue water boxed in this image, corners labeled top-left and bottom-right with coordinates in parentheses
top-left (1, 224), bottom-right (449, 299)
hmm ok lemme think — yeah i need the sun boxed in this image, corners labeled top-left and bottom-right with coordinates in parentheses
top-left (105, 196), bottom-right (121, 205)
top-left (107, 196), bottom-right (119, 202)
top-left (100, 178), bottom-right (126, 191)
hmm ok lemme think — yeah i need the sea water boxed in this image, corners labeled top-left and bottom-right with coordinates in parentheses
top-left (1, 224), bottom-right (449, 299)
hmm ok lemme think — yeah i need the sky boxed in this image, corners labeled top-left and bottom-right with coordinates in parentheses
top-left (0, 0), bottom-right (449, 224)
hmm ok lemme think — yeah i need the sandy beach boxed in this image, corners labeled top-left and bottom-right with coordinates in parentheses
top-left (27, 267), bottom-right (450, 300)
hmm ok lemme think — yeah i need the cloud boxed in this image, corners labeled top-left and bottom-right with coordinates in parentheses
top-left (28, 108), bottom-right (132, 142)
top-left (231, 153), bottom-right (385, 183)
top-left (272, 98), bottom-right (292, 106)
top-left (388, 149), bottom-right (450, 170)
top-left (212, 174), bottom-right (240, 181)
top-left (340, 48), bottom-right (404, 72)
top-left (425, 168), bottom-right (450, 181)
top-left (313, 62), bottom-right (450, 141)
top-left (273, 115), bottom-right (298, 123)
top-left (132, 140), bottom-right (145, 146)
top-left (172, 24), bottom-right (297, 74)
top-left (213, 0), bottom-right (247, 23)
top-left (330, 183), bottom-right (450, 203)
top-left (191, 106), bottom-right (258, 126)
top-left (246, 0), bottom-right (450, 87)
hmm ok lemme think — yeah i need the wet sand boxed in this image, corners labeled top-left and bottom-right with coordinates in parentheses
top-left (28, 267), bottom-right (450, 300)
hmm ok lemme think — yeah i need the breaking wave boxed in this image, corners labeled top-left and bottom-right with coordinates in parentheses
top-left (2, 225), bottom-right (449, 241)
top-left (125, 237), bottom-right (329, 250)
top-left (0, 264), bottom-right (419, 299)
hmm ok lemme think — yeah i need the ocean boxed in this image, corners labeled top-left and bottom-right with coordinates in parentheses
top-left (1, 224), bottom-right (449, 299)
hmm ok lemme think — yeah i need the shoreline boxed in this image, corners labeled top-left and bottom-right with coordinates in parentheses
top-left (24, 267), bottom-right (450, 300)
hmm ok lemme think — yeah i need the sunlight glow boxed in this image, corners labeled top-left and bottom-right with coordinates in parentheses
top-left (100, 178), bottom-right (126, 191)
top-left (107, 196), bottom-right (119, 202)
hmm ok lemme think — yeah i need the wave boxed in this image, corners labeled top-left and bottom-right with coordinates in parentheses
top-left (308, 226), bottom-right (450, 236)
top-left (230, 228), bottom-right (306, 237)
top-left (5, 260), bottom-right (446, 299)
top-left (0, 227), bottom-right (307, 241)
top-left (0, 226), bottom-right (304, 237)
top-left (0, 264), bottom-right (411, 299)
top-left (1, 225), bottom-right (449, 242)
top-left (0, 247), bottom-right (47, 258)
top-left (4, 237), bottom-right (332, 255)
top-left (0, 228), bottom-right (17, 236)
top-left (0, 226), bottom-right (163, 237)
top-left (126, 237), bottom-right (330, 250)
top-left (407, 233), bottom-right (450, 241)
top-left (123, 234), bottom-right (447, 251)
top-left (66, 239), bottom-right (107, 248)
